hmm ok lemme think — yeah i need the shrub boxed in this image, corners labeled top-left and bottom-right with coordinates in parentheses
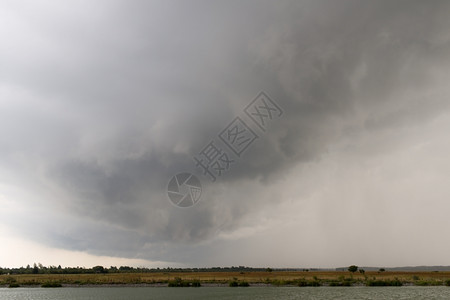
top-left (308, 280), bottom-right (321, 287)
top-left (297, 279), bottom-right (308, 287)
top-left (275, 279), bottom-right (289, 285)
top-left (329, 280), bottom-right (352, 286)
top-left (41, 282), bottom-right (62, 288)
top-left (8, 283), bottom-right (20, 288)
top-left (228, 278), bottom-right (249, 287)
top-left (191, 279), bottom-right (201, 287)
top-left (445, 279), bottom-right (450, 286)
top-left (389, 280), bottom-right (403, 287)
top-left (297, 279), bottom-right (321, 287)
top-left (366, 279), bottom-right (402, 286)
top-left (168, 277), bottom-right (190, 287)
top-left (239, 281), bottom-right (249, 287)
top-left (229, 280), bottom-right (239, 287)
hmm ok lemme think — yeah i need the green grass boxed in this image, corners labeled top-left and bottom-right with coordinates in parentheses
top-left (414, 280), bottom-right (443, 286)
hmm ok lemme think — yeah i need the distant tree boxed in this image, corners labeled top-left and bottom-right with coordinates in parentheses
top-left (266, 268), bottom-right (273, 272)
top-left (348, 265), bottom-right (358, 273)
top-left (109, 266), bottom-right (118, 272)
top-left (32, 263), bottom-right (39, 274)
top-left (379, 268), bottom-right (385, 272)
top-left (359, 269), bottom-right (365, 274)
top-left (93, 266), bottom-right (107, 273)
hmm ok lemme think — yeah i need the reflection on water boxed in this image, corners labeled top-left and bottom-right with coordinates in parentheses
top-left (2, 286), bottom-right (450, 300)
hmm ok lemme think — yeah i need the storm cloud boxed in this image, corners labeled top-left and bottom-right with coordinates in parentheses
top-left (1, 0), bottom-right (450, 267)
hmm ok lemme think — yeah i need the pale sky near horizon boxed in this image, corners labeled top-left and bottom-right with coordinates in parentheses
top-left (1, 0), bottom-right (450, 269)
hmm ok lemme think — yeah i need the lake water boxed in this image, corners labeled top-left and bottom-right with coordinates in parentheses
top-left (2, 286), bottom-right (450, 299)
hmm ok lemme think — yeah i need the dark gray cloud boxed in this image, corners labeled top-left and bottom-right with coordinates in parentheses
top-left (1, 0), bottom-right (450, 266)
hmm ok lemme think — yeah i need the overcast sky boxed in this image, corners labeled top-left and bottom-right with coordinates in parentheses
top-left (1, 0), bottom-right (450, 269)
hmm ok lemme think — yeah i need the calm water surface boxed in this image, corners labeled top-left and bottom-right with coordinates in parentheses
top-left (2, 286), bottom-right (450, 300)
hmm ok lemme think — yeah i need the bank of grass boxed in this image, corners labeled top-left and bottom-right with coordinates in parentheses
top-left (1, 271), bottom-right (450, 287)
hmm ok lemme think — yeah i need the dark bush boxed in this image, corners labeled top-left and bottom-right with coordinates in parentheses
top-left (168, 277), bottom-right (190, 287)
top-left (296, 279), bottom-right (321, 287)
top-left (239, 281), bottom-right (249, 287)
top-left (168, 277), bottom-right (201, 287)
top-left (329, 280), bottom-right (352, 286)
top-left (297, 279), bottom-right (308, 287)
top-left (366, 279), bottom-right (402, 286)
top-left (191, 280), bottom-right (201, 287)
top-left (41, 282), bottom-right (62, 288)
top-left (229, 280), bottom-right (239, 287)
top-left (308, 280), bottom-right (321, 287)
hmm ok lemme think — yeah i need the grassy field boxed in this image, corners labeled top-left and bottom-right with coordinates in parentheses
top-left (2, 271), bottom-right (450, 287)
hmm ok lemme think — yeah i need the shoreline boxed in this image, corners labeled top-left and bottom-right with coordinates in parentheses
top-left (0, 285), bottom-right (443, 289)
top-left (0, 282), bottom-right (445, 289)
top-left (2, 271), bottom-right (450, 288)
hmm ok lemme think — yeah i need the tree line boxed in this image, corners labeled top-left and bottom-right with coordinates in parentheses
top-left (0, 264), bottom-right (380, 275)
top-left (0, 264), bottom-right (274, 275)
